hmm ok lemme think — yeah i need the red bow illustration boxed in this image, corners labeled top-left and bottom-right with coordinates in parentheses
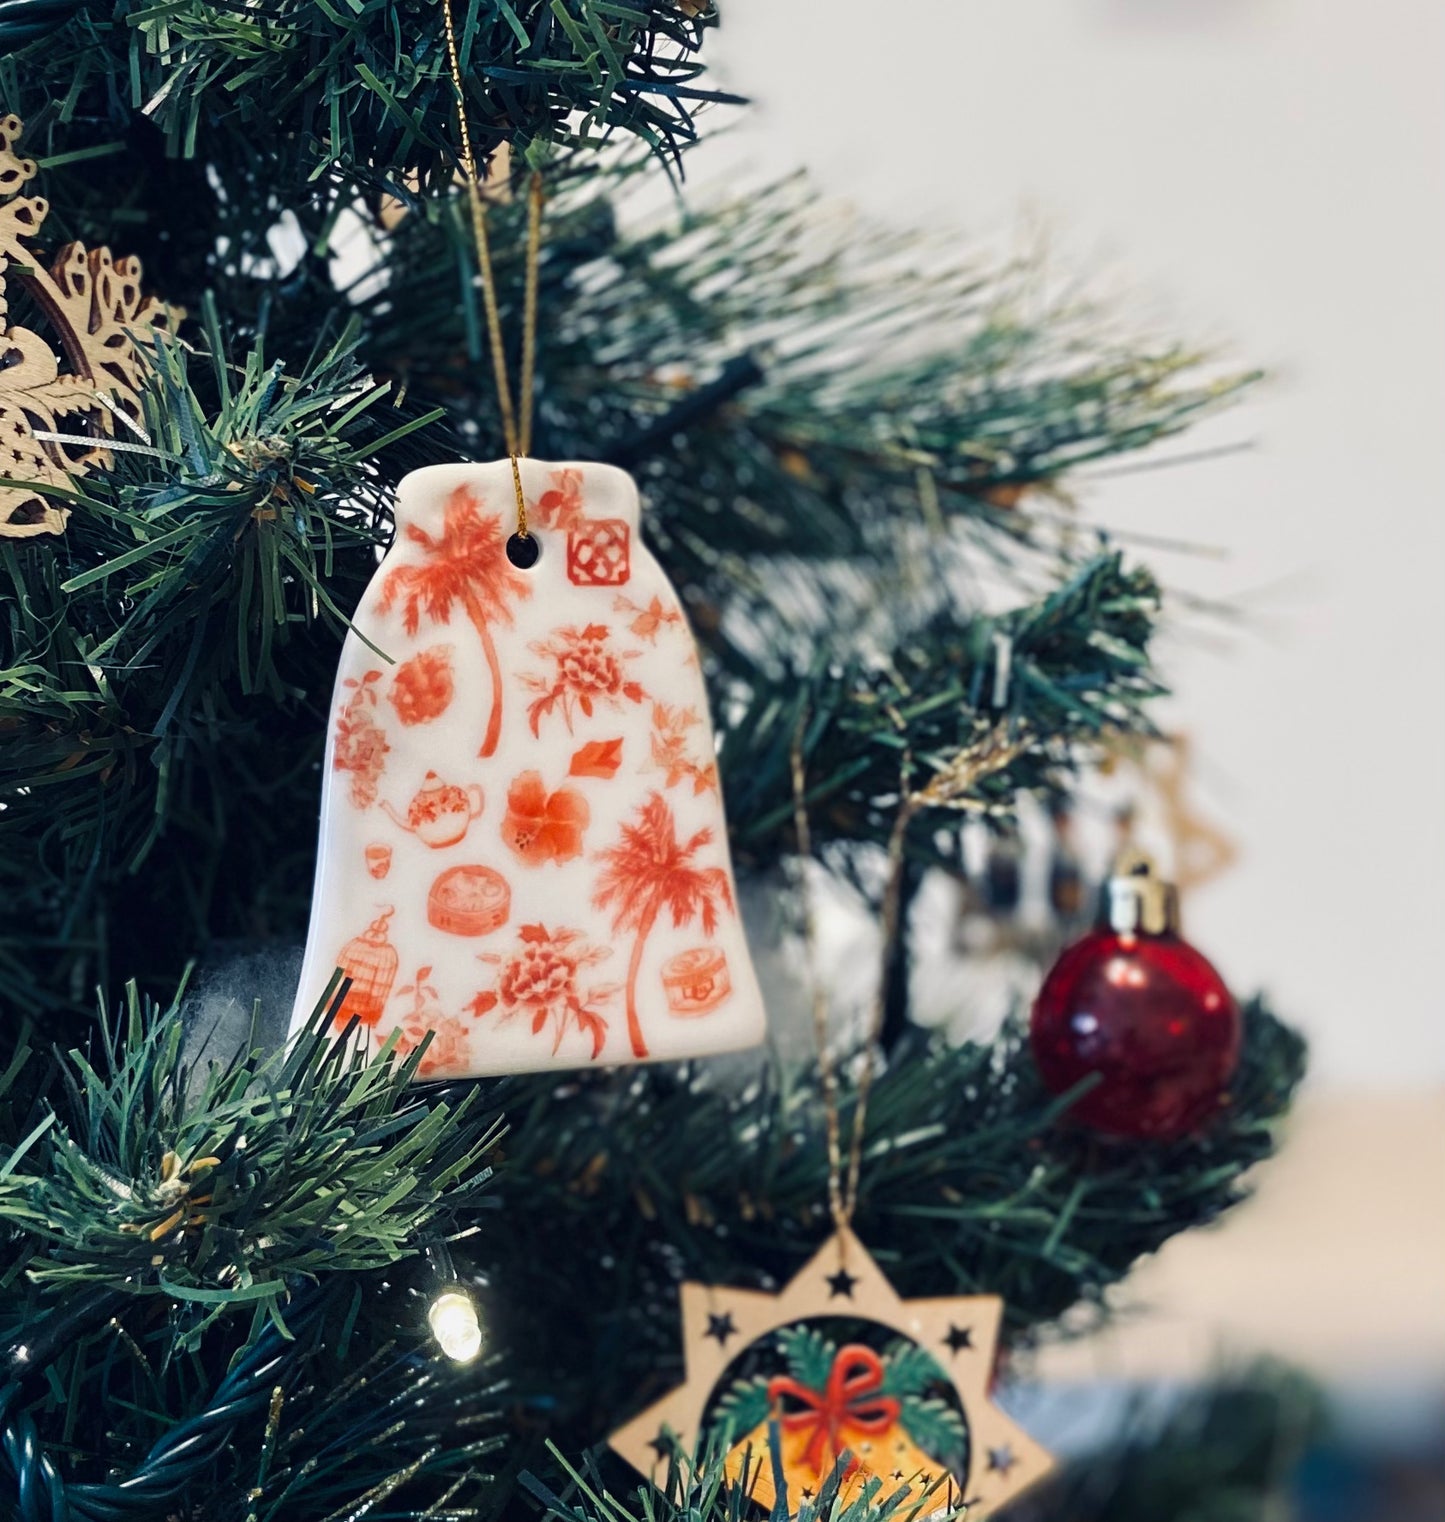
top-left (767, 1345), bottom-right (902, 1477)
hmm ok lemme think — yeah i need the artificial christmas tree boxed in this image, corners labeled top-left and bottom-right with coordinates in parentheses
top-left (0, 6), bottom-right (1304, 1521)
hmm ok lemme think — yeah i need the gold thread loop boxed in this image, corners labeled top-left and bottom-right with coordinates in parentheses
top-left (509, 454), bottom-right (528, 539)
top-left (519, 170), bottom-right (544, 460)
top-left (791, 722), bottom-right (849, 1243)
top-left (440, 0), bottom-right (545, 539)
top-left (793, 719), bottom-right (1029, 1245)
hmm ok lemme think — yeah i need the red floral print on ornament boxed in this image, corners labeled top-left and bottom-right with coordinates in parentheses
top-left (333, 669), bottom-right (389, 807)
top-left (470, 923), bottom-right (618, 1058)
top-left (378, 484), bottom-right (531, 758)
top-left (647, 702), bottom-right (718, 795)
top-left (389, 644), bottom-right (455, 726)
top-left (392, 965), bottom-right (472, 1077)
top-left (593, 792), bottom-right (734, 1060)
top-left (530, 468), bottom-right (586, 531)
top-left (522, 623), bottom-right (645, 737)
top-left (500, 771), bottom-right (590, 866)
top-left (614, 593), bottom-right (682, 644)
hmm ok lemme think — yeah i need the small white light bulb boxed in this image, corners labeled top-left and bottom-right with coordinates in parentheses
top-left (428, 1288), bottom-right (483, 1363)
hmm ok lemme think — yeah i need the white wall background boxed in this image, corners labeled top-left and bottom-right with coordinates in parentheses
top-left (672, 0), bottom-right (1445, 1389)
top-left (697, 0), bottom-right (1445, 1090)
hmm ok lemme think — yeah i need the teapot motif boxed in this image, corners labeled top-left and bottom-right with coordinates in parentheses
top-left (383, 771), bottom-right (484, 848)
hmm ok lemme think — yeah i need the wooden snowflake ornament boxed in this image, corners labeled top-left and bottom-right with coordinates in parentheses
top-left (292, 459), bottom-right (766, 1077)
top-left (609, 1228), bottom-right (1053, 1516)
top-left (0, 112), bottom-right (173, 537)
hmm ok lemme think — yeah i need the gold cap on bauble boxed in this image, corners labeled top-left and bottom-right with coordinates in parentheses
top-left (1104, 850), bottom-right (1180, 936)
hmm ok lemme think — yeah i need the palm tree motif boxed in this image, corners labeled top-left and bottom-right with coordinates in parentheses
top-left (379, 484), bottom-right (531, 758)
top-left (594, 792), bottom-right (734, 1059)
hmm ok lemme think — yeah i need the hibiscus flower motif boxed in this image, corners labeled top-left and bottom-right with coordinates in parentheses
top-left (470, 924), bottom-right (616, 1058)
top-left (500, 771), bottom-right (590, 866)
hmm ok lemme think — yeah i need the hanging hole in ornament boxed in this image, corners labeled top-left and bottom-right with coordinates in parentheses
top-left (506, 532), bottom-right (540, 569)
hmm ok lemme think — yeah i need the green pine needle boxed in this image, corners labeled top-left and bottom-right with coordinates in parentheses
top-left (0, 982), bottom-right (501, 1321)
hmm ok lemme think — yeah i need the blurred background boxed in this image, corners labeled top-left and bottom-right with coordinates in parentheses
top-left (694, 0), bottom-right (1443, 1514)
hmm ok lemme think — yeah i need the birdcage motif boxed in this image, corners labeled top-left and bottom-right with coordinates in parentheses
top-left (334, 908), bottom-right (400, 1027)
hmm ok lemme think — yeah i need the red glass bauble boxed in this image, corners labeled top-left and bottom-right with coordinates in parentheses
top-left (1030, 927), bottom-right (1241, 1140)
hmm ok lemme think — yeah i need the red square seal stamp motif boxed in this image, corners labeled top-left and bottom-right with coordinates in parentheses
top-left (567, 518), bottom-right (631, 587)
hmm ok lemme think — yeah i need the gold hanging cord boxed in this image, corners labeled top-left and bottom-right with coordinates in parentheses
top-left (792, 715), bottom-right (1026, 1251)
top-left (440, 0), bottom-right (544, 538)
top-left (790, 726), bottom-right (885, 1246)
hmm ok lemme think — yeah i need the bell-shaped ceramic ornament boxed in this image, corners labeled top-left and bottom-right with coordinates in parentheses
top-left (292, 460), bottom-right (767, 1077)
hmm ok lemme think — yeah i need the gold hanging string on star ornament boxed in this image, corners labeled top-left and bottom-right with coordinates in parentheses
top-left (790, 725), bottom-right (851, 1239)
top-left (791, 717), bottom-right (878, 1248)
top-left (440, 0), bottom-right (544, 538)
top-left (791, 713), bottom-right (1029, 1253)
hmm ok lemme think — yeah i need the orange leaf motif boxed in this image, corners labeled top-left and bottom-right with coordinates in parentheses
top-left (569, 738), bottom-right (624, 780)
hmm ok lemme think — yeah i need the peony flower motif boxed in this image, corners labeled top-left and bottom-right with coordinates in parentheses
top-left (500, 771), bottom-right (590, 866)
top-left (499, 940), bottom-right (576, 1008)
top-left (342, 724), bottom-right (388, 778)
top-left (470, 923), bottom-right (616, 1058)
top-left (522, 623), bottom-right (644, 736)
top-left (561, 639), bottom-right (622, 696)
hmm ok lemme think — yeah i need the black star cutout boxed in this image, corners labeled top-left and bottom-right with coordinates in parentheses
top-left (825, 1267), bottom-right (859, 1298)
top-left (648, 1429), bottom-right (671, 1460)
top-left (890, 1470), bottom-right (905, 1482)
top-left (800, 1487), bottom-right (815, 1501)
top-left (704, 1311), bottom-right (737, 1345)
top-left (986, 1445), bottom-right (1017, 1475)
top-left (943, 1324), bottom-right (974, 1354)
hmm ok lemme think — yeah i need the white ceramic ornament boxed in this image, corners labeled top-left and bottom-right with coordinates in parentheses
top-left (291, 460), bottom-right (767, 1077)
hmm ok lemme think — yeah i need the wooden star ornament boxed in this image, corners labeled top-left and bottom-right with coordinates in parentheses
top-left (609, 1228), bottom-right (1052, 1515)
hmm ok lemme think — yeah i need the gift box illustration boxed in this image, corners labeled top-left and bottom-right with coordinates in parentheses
top-left (711, 1327), bottom-right (966, 1512)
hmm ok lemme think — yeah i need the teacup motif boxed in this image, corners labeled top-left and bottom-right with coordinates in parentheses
top-left (383, 771), bottom-right (484, 849)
